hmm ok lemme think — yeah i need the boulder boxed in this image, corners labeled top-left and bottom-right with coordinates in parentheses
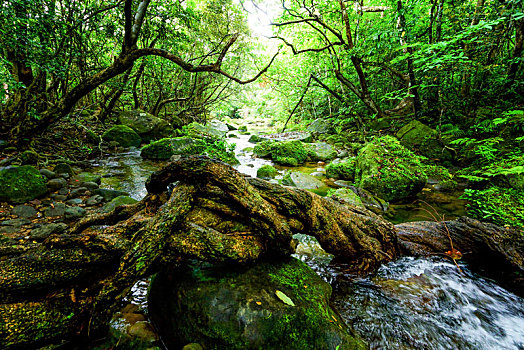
top-left (305, 142), bottom-right (337, 161)
top-left (258, 131), bottom-right (312, 143)
top-left (254, 140), bottom-right (308, 166)
top-left (53, 163), bottom-right (74, 175)
top-left (355, 136), bottom-right (427, 202)
top-left (47, 177), bottom-right (67, 192)
top-left (307, 119), bottom-right (335, 135)
top-left (102, 195), bottom-right (138, 213)
top-left (93, 188), bottom-right (130, 202)
top-left (20, 150), bottom-right (39, 165)
top-left (209, 119), bottom-right (229, 134)
top-left (102, 125), bottom-right (142, 148)
top-left (256, 165), bottom-right (278, 179)
top-left (148, 258), bottom-right (367, 350)
top-left (282, 172), bottom-right (326, 190)
top-left (329, 188), bottom-right (364, 208)
top-left (248, 134), bottom-right (265, 143)
top-left (140, 137), bottom-right (206, 160)
top-left (396, 120), bottom-right (452, 161)
top-left (118, 110), bottom-right (174, 142)
top-left (11, 205), bottom-right (37, 218)
top-left (73, 172), bottom-right (101, 185)
top-left (0, 165), bottom-right (47, 204)
top-left (326, 159), bottom-right (356, 181)
top-left (30, 223), bottom-right (69, 241)
top-left (185, 122), bottom-right (227, 139)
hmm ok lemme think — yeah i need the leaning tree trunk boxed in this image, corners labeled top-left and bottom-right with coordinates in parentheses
top-left (0, 157), bottom-right (399, 349)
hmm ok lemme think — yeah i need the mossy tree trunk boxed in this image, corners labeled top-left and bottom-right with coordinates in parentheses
top-left (0, 157), bottom-right (399, 349)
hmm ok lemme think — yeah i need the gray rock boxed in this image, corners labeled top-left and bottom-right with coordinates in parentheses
top-left (69, 187), bottom-right (89, 198)
top-left (58, 173), bottom-right (70, 179)
top-left (65, 206), bottom-right (86, 219)
top-left (102, 196), bottom-right (138, 213)
top-left (1, 218), bottom-right (31, 227)
top-left (12, 205), bottom-right (37, 218)
top-left (53, 163), bottom-right (74, 175)
top-left (30, 223), bottom-right (68, 240)
top-left (305, 142), bottom-right (337, 161)
top-left (66, 198), bottom-right (83, 205)
top-left (44, 202), bottom-right (66, 217)
top-left (47, 177), bottom-right (67, 191)
top-left (51, 194), bottom-right (68, 201)
top-left (40, 168), bottom-right (56, 179)
top-left (86, 195), bottom-right (104, 206)
top-left (118, 110), bottom-right (174, 142)
top-left (307, 118), bottom-right (335, 135)
top-left (282, 172), bottom-right (326, 190)
top-left (82, 181), bottom-right (99, 190)
top-left (93, 188), bottom-right (130, 202)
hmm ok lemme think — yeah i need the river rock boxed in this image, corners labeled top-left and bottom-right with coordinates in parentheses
top-left (11, 205), bottom-right (37, 218)
top-left (81, 181), bottom-right (99, 190)
top-left (85, 195), bottom-right (104, 206)
top-left (44, 202), bottom-right (66, 217)
top-left (53, 163), bottom-right (74, 175)
top-left (148, 258), bottom-right (367, 350)
top-left (0, 165), bottom-right (48, 204)
top-left (20, 150), bottom-right (39, 165)
top-left (283, 172), bottom-right (326, 190)
top-left (102, 196), bottom-right (138, 213)
top-left (248, 134), bottom-right (265, 143)
top-left (40, 168), bottom-right (56, 179)
top-left (47, 177), bottom-right (67, 192)
top-left (69, 187), bottom-right (88, 198)
top-left (30, 223), bottom-right (68, 240)
top-left (355, 136), bottom-right (427, 202)
top-left (347, 186), bottom-right (389, 214)
top-left (66, 198), bottom-right (83, 205)
top-left (329, 188), bottom-right (364, 208)
top-left (256, 165), bottom-right (278, 179)
top-left (305, 142), bottom-right (337, 161)
top-left (73, 173), bottom-right (101, 185)
top-left (185, 121), bottom-right (227, 139)
top-left (140, 137), bottom-right (206, 160)
top-left (65, 206), bottom-right (86, 220)
top-left (102, 125), bottom-right (142, 148)
top-left (118, 110), bottom-right (174, 142)
top-left (93, 188), bottom-right (130, 202)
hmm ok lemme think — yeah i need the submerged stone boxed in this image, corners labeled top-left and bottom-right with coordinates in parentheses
top-left (148, 258), bottom-right (367, 350)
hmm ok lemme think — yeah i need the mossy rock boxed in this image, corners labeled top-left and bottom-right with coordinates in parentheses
top-left (102, 196), bottom-right (138, 213)
top-left (396, 120), bottom-right (452, 161)
top-left (271, 140), bottom-right (308, 164)
top-left (102, 125), bottom-right (142, 148)
top-left (54, 163), bottom-right (74, 175)
top-left (248, 134), bottom-right (265, 144)
top-left (282, 171), bottom-right (326, 190)
top-left (185, 122), bottom-right (227, 139)
top-left (256, 165), bottom-right (278, 179)
top-left (305, 142), bottom-right (337, 161)
top-left (73, 172), bottom-right (101, 185)
top-left (118, 110), bottom-right (174, 142)
top-left (306, 119), bottom-right (335, 135)
top-left (355, 136), bottom-right (427, 202)
top-left (20, 150), bottom-right (39, 165)
top-left (274, 156), bottom-right (299, 166)
top-left (141, 137), bottom-right (206, 160)
top-left (0, 165), bottom-right (47, 203)
top-left (148, 258), bottom-right (367, 350)
top-left (329, 188), bottom-right (364, 208)
top-left (326, 160), bottom-right (356, 181)
top-left (253, 140), bottom-right (275, 157)
top-left (238, 125), bottom-right (248, 132)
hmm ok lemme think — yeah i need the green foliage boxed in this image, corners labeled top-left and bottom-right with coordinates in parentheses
top-left (257, 165), bottom-right (278, 179)
top-left (326, 160), bottom-right (356, 181)
top-left (461, 186), bottom-right (524, 228)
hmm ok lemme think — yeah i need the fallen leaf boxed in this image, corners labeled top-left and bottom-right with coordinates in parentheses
top-left (275, 290), bottom-right (295, 306)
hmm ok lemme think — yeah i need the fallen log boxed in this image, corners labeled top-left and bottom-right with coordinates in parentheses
top-left (0, 157), bottom-right (398, 349)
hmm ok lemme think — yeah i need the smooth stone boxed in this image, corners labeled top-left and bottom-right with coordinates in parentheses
top-left (66, 198), bottom-right (83, 205)
top-left (53, 163), bottom-right (74, 175)
top-left (44, 202), bottom-right (66, 217)
top-left (30, 223), bottom-right (68, 240)
top-left (69, 187), bottom-right (89, 198)
top-left (65, 206), bottom-right (86, 219)
top-left (40, 169), bottom-right (56, 179)
top-left (1, 218), bottom-right (31, 227)
top-left (82, 181), bottom-right (99, 190)
top-left (47, 177), bottom-right (67, 191)
top-left (51, 194), bottom-right (68, 201)
top-left (86, 195), bottom-right (104, 206)
top-left (11, 205), bottom-right (37, 218)
top-left (93, 188), bottom-right (130, 202)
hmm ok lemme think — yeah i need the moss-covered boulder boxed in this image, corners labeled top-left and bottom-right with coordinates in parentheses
top-left (257, 165), bottom-right (278, 179)
top-left (329, 188), bottom-right (364, 208)
top-left (0, 166), bottom-right (47, 203)
top-left (305, 142), bottom-right (337, 161)
top-left (306, 119), bottom-right (334, 135)
top-left (396, 120), bottom-right (452, 161)
top-left (254, 140), bottom-right (309, 166)
top-left (20, 150), bottom-right (39, 165)
top-left (148, 258), bottom-right (367, 350)
top-left (282, 171), bottom-right (326, 190)
top-left (118, 110), bottom-right (174, 142)
top-left (185, 122), bottom-right (228, 139)
top-left (141, 137), bottom-right (206, 160)
top-left (355, 136), bottom-right (427, 202)
top-left (102, 195), bottom-right (138, 213)
top-left (326, 159), bottom-right (356, 180)
top-left (102, 125), bottom-right (142, 147)
top-left (253, 140), bottom-right (275, 157)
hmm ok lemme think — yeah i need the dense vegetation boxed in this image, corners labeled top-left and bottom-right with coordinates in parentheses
top-left (0, 0), bottom-right (523, 223)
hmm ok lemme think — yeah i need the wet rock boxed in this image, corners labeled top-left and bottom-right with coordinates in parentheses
top-left (248, 134), bottom-right (265, 143)
top-left (1, 218), bottom-right (31, 227)
top-left (69, 187), bottom-right (88, 198)
top-left (65, 206), bottom-right (86, 220)
top-left (51, 194), bottom-right (67, 201)
top-left (148, 258), bottom-right (367, 350)
top-left (396, 120), bottom-right (453, 161)
top-left (0, 165), bottom-right (48, 204)
top-left (254, 140), bottom-right (309, 166)
top-left (118, 109), bottom-right (174, 142)
top-left (47, 177), bottom-right (67, 191)
top-left (283, 172), bottom-right (326, 190)
top-left (30, 223), bottom-right (68, 240)
top-left (92, 188), bottom-right (130, 202)
top-left (185, 121), bottom-right (227, 139)
top-left (127, 321), bottom-right (159, 342)
top-left (40, 168), bottom-right (56, 179)
top-left (53, 163), bottom-right (74, 175)
top-left (11, 205), bottom-right (37, 218)
top-left (81, 181), bottom-right (99, 190)
top-left (140, 137), bottom-right (206, 160)
top-left (73, 173), bottom-right (101, 185)
top-left (102, 196), bottom-right (138, 213)
top-left (329, 188), bottom-right (364, 208)
top-left (66, 198), bottom-right (83, 205)
top-left (102, 125), bottom-right (142, 148)
top-left (256, 165), bottom-right (278, 179)
top-left (326, 159), bottom-right (356, 181)
top-left (44, 202), bottom-right (66, 217)
top-left (86, 195), bottom-right (104, 206)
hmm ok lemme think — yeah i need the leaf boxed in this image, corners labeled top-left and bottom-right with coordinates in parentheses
top-left (275, 290), bottom-right (295, 306)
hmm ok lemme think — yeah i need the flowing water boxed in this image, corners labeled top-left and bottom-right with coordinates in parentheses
top-left (87, 131), bottom-right (524, 349)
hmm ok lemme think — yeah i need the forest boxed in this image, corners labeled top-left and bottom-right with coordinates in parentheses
top-left (0, 0), bottom-right (523, 349)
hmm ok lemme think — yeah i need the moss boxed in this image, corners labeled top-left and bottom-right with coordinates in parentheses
top-left (0, 165), bottom-right (47, 203)
top-left (274, 156), bottom-right (298, 166)
top-left (355, 136), bottom-right (427, 201)
top-left (424, 164), bottom-right (453, 181)
top-left (271, 140), bottom-right (308, 164)
top-left (257, 165), bottom-right (278, 179)
top-left (326, 160), bottom-right (356, 180)
top-left (102, 125), bottom-right (142, 147)
top-left (20, 150), bottom-right (39, 165)
top-left (461, 186), bottom-right (524, 228)
top-left (253, 140), bottom-right (275, 157)
top-left (141, 137), bottom-right (206, 159)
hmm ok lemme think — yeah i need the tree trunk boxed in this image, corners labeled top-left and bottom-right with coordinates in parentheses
top-left (0, 157), bottom-right (398, 349)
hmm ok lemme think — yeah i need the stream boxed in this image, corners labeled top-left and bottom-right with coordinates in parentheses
top-left (86, 131), bottom-right (524, 349)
